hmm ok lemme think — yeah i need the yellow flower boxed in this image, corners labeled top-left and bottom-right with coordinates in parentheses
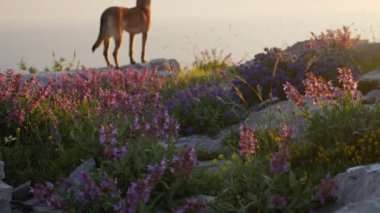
top-left (218, 154), bottom-right (225, 160)
top-left (212, 159), bottom-right (218, 165)
top-left (231, 153), bottom-right (239, 161)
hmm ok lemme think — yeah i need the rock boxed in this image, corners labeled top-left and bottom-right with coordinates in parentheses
top-left (0, 181), bottom-right (13, 213)
top-left (363, 89), bottom-right (380, 104)
top-left (12, 180), bottom-right (31, 201)
top-left (358, 70), bottom-right (380, 94)
top-left (334, 198), bottom-right (380, 213)
top-left (198, 160), bottom-right (226, 173)
top-left (335, 163), bottom-right (380, 205)
top-left (0, 161), bottom-right (4, 180)
top-left (68, 158), bottom-right (96, 186)
top-left (176, 135), bottom-right (225, 156)
top-left (245, 98), bottom-right (320, 132)
top-left (32, 205), bottom-right (63, 213)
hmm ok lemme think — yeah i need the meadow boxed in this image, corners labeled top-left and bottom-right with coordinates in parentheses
top-left (1, 26), bottom-right (380, 212)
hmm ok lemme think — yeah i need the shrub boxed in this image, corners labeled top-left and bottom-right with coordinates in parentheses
top-left (231, 26), bottom-right (362, 106)
top-left (0, 68), bottom-right (178, 185)
top-left (284, 67), bottom-right (380, 173)
top-left (166, 81), bottom-right (245, 135)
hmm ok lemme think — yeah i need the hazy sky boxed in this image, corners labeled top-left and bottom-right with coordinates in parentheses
top-left (1, 0), bottom-right (380, 69)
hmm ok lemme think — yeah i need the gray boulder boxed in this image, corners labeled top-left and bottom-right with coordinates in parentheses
top-left (334, 164), bottom-right (380, 204)
top-left (358, 70), bottom-right (380, 94)
top-left (335, 198), bottom-right (380, 213)
top-left (363, 89), bottom-right (380, 105)
top-left (245, 98), bottom-right (320, 132)
top-left (68, 158), bottom-right (96, 186)
top-left (12, 181), bottom-right (31, 201)
top-left (0, 181), bottom-right (13, 213)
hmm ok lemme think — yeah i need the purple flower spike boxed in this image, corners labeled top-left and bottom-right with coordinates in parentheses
top-left (269, 150), bottom-right (291, 174)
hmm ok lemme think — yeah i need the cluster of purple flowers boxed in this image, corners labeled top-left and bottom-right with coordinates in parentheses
top-left (315, 175), bottom-right (339, 205)
top-left (171, 147), bottom-right (198, 179)
top-left (99, 125), bottom-right (127, 162)
top-left (31, 160), bottom-right (169, 212)
top-left (239, 125), bottom-right (259, 158)
top-left (269, 150), bottom-right (291, 174)
top-left (231, 27), bottom-right (361, 106)
top-left (166, 81), bottom-right (242, 135)
top-left (268, 123), bottom-right (293, 174)
top-left (113, 160), bottom-right (168, 212)
top-left (268, 195), bottom-right (288, 209)
top-left (0, 68), bottom-right (179, 146)
top-left (30, 181), bottom-right (67, 209)
top-left (172, 198), bottom-right (207, 213)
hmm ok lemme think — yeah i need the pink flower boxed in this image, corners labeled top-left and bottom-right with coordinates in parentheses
top-left (303, 73), bottom-right (336, 106)
top-left (337, 67), bottom-right (360, 99)
top-left (279, 123), bottom-right (292, 148)
top-left (239, 125), bottom-right (259, 158)
top-left (283, 82), bottom-right (305, 107)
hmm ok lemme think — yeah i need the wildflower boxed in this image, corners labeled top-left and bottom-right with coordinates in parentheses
top-left (76, 172), bottom-right (101, 203)
top-left (30, 182), bottom-right (66, 209)
top-left (146, 160), bottom-right (167, 183)
top-left (172, 198), bottom-right (207, 213)
top-left (99, 125), bottom-right (127, 162)
top-left (171, 146), bottom-right (197, 179)
top-left (279, 123), bottom-right (292, 148)
top-left (99, 173), bottom-right (120, 198)
top-left (239, 125), bottom-right (259, 158)
top-left (337, 67), bottom-right (360, 99)
top-left (315, 175), bottom-right (338, 205)
top-left (268, 195), bottom-right (288, 209)
top-left (303, 73), bottom-right (336, 105)
top-left (283, 82), bottom-right (305, 107)
top-left (113, 178), bottom-right (152, 213)
top-left (269, 150), bottom-right (291, 174)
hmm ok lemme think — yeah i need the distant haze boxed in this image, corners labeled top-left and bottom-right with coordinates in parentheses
top-left (1, 0), bottom-right (380, 70)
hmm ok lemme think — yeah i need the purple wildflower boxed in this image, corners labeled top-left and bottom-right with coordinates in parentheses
top-left (172, 198), bottom-right (207, 213)
top-left (315, 175), bottom-right (338, 205)
top-left (171, 147), bottom-right (197, 179)
top-left (269, 150), bottom-right (291, 174)
top-left (147, 160), bottom-right (167, 183)
top-left (76, 172), bottom-right (101, 203)
top-left (268, 195), bottom-right (288, 209)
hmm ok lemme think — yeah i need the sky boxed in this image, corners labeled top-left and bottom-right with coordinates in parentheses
top-left (1, 0), bottom-right (380, 69)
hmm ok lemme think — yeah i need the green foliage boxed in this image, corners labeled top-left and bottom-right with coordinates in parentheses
top-left (17, 51), bottom-right (80, 73)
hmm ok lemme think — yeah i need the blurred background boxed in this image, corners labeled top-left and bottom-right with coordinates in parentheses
top-left (1, 0), bottom-right (380, 70)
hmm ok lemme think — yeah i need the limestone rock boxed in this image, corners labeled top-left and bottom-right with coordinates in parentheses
top-left (334, 198), bottom-right (380, 213)
top-left (32, 205), bottom-right (63, 213)
top-left (245, 98), bottom-right (320, 131)
top-left (358, 70), bottom-right (380, 94)
top-left (176, 134), bottom-right (225, 155)
top-left (0, 181), bottom-right (13, 213)
top-left (363, 89), bottom-right (380, 105)
top-left (68, 158), bottom-right (96, 186)
top-left (12, 180), bottom-right (31, 201)
top-left (335, 163), bottom-right (380, 205)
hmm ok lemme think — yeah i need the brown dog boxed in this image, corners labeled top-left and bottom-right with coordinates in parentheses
top-left (92, 0), bottom-right (151, 69)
